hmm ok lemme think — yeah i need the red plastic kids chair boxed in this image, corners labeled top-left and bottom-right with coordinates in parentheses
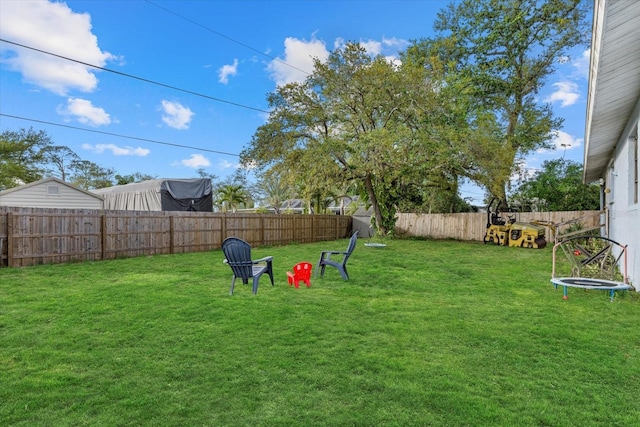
top-left (287, 262), bottom-right (312, 288)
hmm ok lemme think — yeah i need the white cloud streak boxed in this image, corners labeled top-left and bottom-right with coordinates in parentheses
top-left (218, 58), bottom-right (239, 84)
top-left (179, 154), bottom-right (210, 168)
top-left (536, 130), bottom-right (583, 154)
top-left (160, 100), bottom-right (194, 130)
top-left (382, 37), bottom-right (409, 50)
top-left (82, 143), bottom-right (150, 156)
top-left (218, 159), bottom-right (239, 170)
top-left (0, 0), bottom-right (115, 95)
top-left (57, 98), bottom-right (111, 126)
top-left (572, 49), bottom-right (590, 79)
top-left (545, 81), bottom-right (580, 107)
top-left (551, 130), bottom-right (582, 151)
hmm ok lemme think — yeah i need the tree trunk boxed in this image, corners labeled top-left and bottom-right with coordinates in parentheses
top-left (364, 174), bottom-right (386, 234)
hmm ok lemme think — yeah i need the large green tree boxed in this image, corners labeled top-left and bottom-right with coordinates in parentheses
top-left (511, 159), bottom-right (600, 211)
top-left (1, 127), bottom-right (159, 191)
top-left (257, 173), bottom-right (293, 214)
top-left (415, 0), bottom-right (589, 204)
top-left (69, 160), bottom-right (115, 190)
top-left (242, 43), bottom-right (462, 234)
top-left (0, 127), bottom-right (128, 191)
top-left (43, 145), bottom-right (80, 182)
top-left (114, 172), bottom-right (157, 185)
top-left (0, 128), bottom-right (53, 189)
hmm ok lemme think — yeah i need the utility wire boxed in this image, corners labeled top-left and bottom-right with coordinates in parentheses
top-left (0, 113), bottom-right (241, 157)
top-left (0, 38), bottom-right (270, 114)
top-left (144, 0), bottom-right (312, 76)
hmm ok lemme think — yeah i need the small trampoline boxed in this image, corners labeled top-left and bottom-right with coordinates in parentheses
top-left (364, 243), bottom-right (387, 248)
top-left (551, 277), bottom-right (631, 302)
top-left (364, 226), bottom-right (387, 248)
top-left (551, 235), bottom-right (632, 301)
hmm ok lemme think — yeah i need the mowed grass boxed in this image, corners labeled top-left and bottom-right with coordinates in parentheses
top-left (1, 238), bottom-right (638, 426)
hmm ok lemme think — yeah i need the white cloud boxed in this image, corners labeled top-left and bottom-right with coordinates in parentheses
top-left (57, 98), bottom-right (111, 126)
top-left (385, 56), bottom-right (402, 68)
top-left (179, 154), bottom-right (211, 169)
top-left (545, 81), bottom-right (580, 107)
top-left (218, 58), bottom-right (239, 84)
top-left (551, 130), bottom-right (582, 151)
top-left (82, 143), bottom-right (149, 156)
top-left (382, 36), bottom-right (409, 50)
top-left (572, 49), bottom-right (590, 79)
top-left (0, 1), bottom-right (115, 95)
top-left (360, 40), bottom-right (383, 56)
top-left (267, 37), bottom-right (329, 86)
top-left (218, 159), bottom-right (239, 170)
top-left (160, 100), bottom-right (194, 130)
top-left (537, 130), bottom-right (583, 154)
top-left (266, 35), bottom-right (411, 87)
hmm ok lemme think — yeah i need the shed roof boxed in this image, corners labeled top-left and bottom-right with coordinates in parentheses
top-left (0, 177), bottom-right (103, 201)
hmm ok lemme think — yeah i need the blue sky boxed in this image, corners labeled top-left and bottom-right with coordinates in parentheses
top-left (0, 0), bottom-right (590, 204)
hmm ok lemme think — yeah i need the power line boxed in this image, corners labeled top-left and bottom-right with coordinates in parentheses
top-left (0, 38), bottom-right (270, 114)
top-left (0, 113), bottom-right (241, 157)
top-left (144, 0), bottom-right (312, 76)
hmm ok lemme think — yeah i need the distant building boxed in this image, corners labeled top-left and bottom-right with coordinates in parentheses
top-left (0, 177), bottom-right (103, 209)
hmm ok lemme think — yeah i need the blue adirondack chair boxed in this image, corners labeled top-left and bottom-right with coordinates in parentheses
top-left (316, 231), bottom-right (358, 280)
top-left (222, 237), bottom-right (274, 295)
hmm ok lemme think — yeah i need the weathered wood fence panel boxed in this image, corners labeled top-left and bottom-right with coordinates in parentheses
top-left (103, 212), bottom-right (172, 259)
top-left (3, 209), bottom-right (103, 267)
top-left (0, 207), bottom-right (352, 268)
top-left (395, 210), bottom-right (602, 242)
top-left (170, 213), bottom-right (223, 254)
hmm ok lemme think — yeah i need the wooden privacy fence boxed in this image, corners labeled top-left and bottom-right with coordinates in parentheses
top-left (0, 207), bottom-right (352, 268)
top-left (395, 210), bottom-right (603, 242)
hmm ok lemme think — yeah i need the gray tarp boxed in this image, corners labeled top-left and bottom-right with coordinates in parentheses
top-left (92, 178), bottom-right (212, 211)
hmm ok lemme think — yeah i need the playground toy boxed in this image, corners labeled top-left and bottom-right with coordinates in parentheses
top-left (287, 262), bottom-right (312, 288)
top-left (551, 235), bottom-right (632, 301)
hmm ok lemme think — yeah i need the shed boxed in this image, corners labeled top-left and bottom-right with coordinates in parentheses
top-left (0, 177), bottom-right (103, 209)
top-left (92, 178), bottom-right (213, 212)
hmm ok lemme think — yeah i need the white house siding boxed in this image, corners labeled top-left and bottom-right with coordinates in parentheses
top-left (585, 0), bottom-right (640, 290)
top-left (0, 178), bottom-right (103, 209)
top-left (605, 109), bottom-right (639, 288)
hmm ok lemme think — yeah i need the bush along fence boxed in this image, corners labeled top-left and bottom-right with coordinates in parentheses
top-left (0, 207), bottom-right (352, 268)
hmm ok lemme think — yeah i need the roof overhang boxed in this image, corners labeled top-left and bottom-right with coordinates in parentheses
top-left (584, 0), bottom-right (640, 183)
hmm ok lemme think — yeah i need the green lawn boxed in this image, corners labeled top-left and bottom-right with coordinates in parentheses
top-left (1, 238), bottom-right (638, 426)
